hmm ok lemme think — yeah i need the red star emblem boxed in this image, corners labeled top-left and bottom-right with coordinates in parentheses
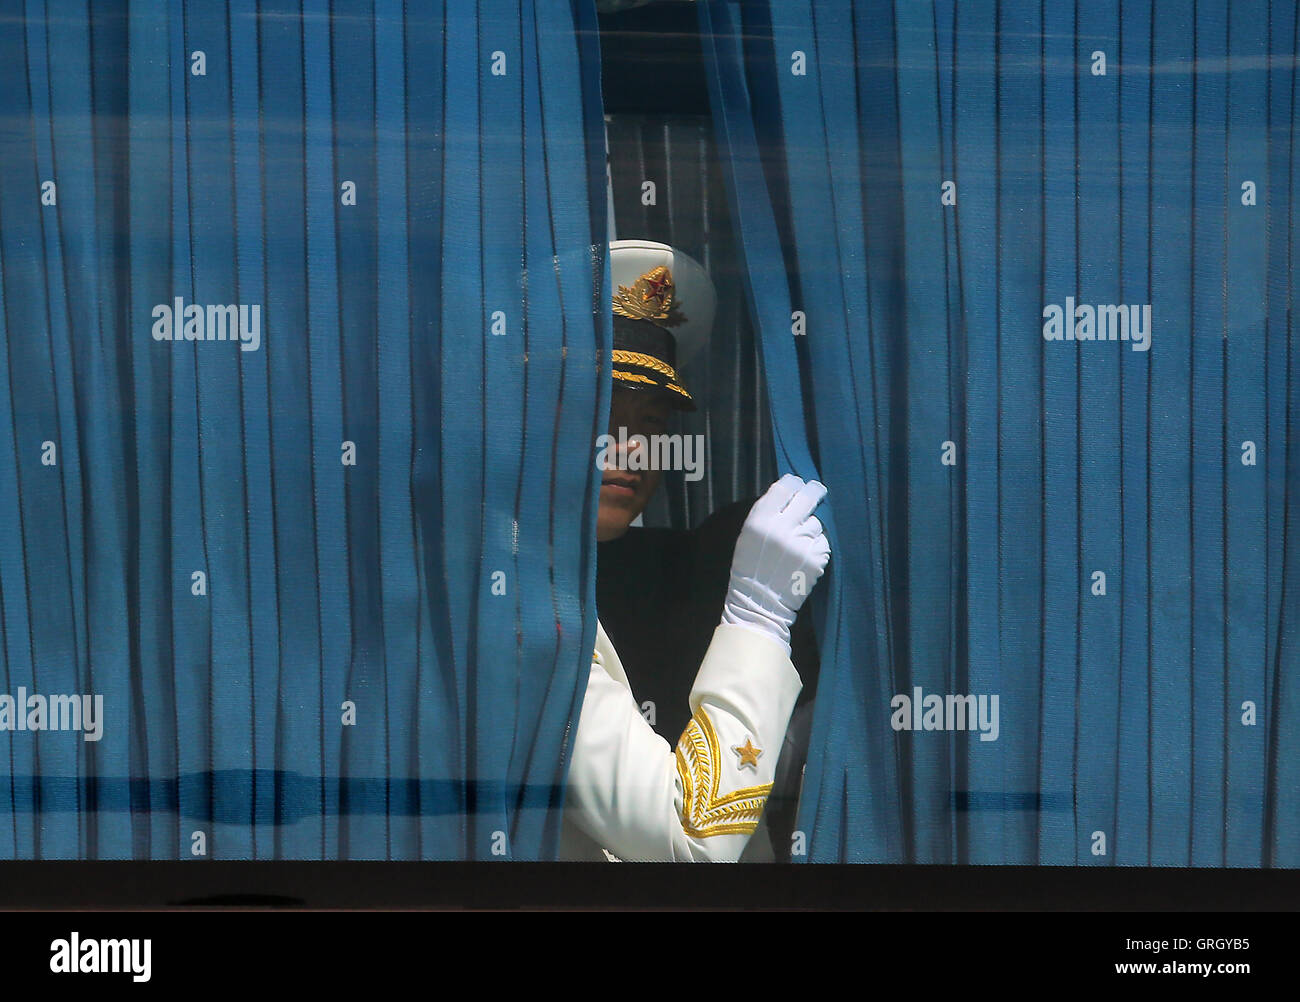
top-left (640, 269), bottom-right (672, 309)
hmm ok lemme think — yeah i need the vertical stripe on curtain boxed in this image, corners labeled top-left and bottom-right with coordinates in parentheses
top-left (703, 0), bottom-right (1300, 865)
top-left (0, 0), bottom-right (607, 859)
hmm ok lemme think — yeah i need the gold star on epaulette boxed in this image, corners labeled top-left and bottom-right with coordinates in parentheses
top-left (732, 737), bottom-right (762, 770)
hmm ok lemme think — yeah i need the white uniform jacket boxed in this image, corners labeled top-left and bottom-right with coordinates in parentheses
top-left (559, 618), bottom-right (803, 862)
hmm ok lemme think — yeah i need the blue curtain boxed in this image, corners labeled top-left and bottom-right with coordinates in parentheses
top-left (702, 0), bottom-right (1300, 865)
top-left (0, 0), bottom-right (608, 860)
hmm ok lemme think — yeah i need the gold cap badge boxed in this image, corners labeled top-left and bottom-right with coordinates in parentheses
top-left (611, 265), bottom-right (687, 327)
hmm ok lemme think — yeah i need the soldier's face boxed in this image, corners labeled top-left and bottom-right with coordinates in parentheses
top-left (596, 386), bottom-right (670, 542)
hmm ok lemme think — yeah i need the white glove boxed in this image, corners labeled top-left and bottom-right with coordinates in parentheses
top-left (721, 474), bottom-right (831, 655)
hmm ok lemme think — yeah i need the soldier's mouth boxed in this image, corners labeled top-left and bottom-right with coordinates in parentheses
top-left (601, 475), bottom-right (639, 496)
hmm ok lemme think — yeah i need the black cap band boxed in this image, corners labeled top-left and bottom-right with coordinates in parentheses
top-left (610, 317), bottom-right (695, 409)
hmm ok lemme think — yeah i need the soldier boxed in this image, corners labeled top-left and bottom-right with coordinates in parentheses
top-left (560, 240), bottom-right (830, 862)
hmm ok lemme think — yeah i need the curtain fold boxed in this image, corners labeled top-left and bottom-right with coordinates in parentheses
top-left (703, 0), bottom-right (1300, 865)
top-left (0, 0), bottom-right (608, 860)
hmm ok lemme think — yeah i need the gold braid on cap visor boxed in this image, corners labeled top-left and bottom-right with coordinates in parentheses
top-left (612, 349), bottom-right (679, 381)
top-left (611, 350), bottom-right (692, 400)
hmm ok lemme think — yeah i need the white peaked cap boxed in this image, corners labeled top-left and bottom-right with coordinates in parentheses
top-left (608, 239), bottom-right (716, 372)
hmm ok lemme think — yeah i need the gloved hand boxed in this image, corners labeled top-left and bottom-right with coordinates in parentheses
top-left (721, 474), bottom-right (831, 655)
